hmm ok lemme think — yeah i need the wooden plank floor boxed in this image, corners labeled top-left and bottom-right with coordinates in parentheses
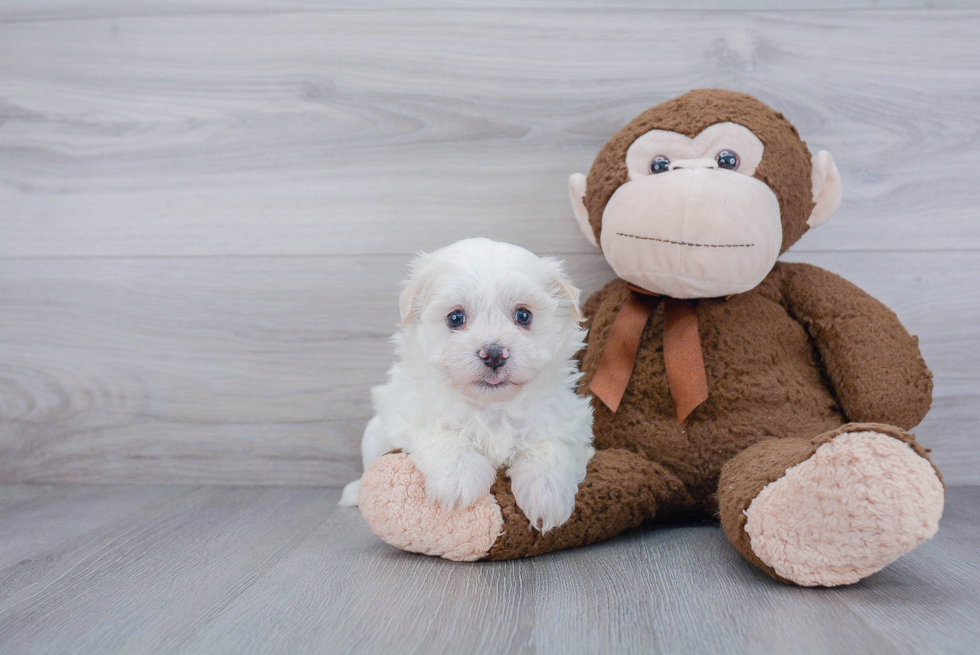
top-left (0, 484), bottom-right (977, 655)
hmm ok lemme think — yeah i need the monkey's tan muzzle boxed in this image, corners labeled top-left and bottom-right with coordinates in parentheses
top-left (600, 168), bottom-right (782, 299)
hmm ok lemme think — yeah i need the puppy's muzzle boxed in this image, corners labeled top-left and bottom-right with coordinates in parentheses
top-left (478, 343), bottom-right (509, 371)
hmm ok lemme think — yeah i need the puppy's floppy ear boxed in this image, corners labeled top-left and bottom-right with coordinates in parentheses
top-left (543, 256), bottom-right (583, 322)
top-left (397, 252), bottom-right (432, 327)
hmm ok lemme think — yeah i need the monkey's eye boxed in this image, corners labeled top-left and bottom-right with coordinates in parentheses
top-left (514, 308), bottom-right (533, 327)
top-left (650, 156), bottom-right (671, 174)
top-left (716, 150), bottom-right (739, 170)
top-left (446, 309), bottom-right (466, 330)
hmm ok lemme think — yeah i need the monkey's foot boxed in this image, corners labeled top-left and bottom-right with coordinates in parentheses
top-left (358, 453), bottom-right (504, 561)
top-left (743, 430), bottom-right (944, 587)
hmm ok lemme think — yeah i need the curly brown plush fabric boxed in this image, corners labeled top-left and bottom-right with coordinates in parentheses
top-left (580, 262), bottom-right (932, 510)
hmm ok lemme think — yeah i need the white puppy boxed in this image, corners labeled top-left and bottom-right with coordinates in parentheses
top-left (339, 238), bottom-right (594, 532)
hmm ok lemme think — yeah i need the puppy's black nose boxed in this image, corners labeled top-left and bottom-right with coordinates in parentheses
top-left (479, 343), bottom-right (509, 371)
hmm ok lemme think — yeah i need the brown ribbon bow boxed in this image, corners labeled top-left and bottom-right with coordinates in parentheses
top-left (589, 285), bottom-right (709, 424)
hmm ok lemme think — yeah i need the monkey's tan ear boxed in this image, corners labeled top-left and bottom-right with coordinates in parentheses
top-left (569, 173), bottom-right (598, 247)
top-left (808, 151), bottom-right (842, 229)
top-left (397, 253), bottom-right (432, 327)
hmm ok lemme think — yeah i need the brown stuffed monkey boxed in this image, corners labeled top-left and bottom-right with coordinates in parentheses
top-left (356, 90), bottom-right (944, 587)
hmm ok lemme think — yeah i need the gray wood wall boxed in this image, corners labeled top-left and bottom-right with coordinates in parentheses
top-left (1, 2), bottom-right (978, 486)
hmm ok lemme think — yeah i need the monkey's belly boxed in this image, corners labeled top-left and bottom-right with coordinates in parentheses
top-left (590, 295), bottom-right (846, 509)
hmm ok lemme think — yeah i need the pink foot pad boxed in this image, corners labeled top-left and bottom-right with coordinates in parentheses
top-left (745, 431), bottom-right (945, 586)
top-left (358, 453), bottom-right (504, 562)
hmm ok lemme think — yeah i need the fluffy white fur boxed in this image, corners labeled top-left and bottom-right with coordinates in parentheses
top-left (339, 238), bottom-right (594, 533)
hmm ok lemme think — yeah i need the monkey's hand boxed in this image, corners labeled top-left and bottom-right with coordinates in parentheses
top-left (778, 261), bottom-right (933, 430)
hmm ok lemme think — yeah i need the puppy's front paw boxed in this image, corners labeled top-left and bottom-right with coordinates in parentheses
top-left (510, 468), bottom-right (578, 533)
top-left (421, 450), bottom-right (497, 510)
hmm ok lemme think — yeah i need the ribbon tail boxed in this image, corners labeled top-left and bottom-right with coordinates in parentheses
top-left (663, 298), bottom-right (709, 424)
top-left (589, 293), bottom-right (660, 412)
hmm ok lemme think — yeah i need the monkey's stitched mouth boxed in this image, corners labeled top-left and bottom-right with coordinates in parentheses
top-left (617, 232), bottom-right (755, 248)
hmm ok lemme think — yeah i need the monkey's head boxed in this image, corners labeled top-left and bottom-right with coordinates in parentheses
top-left (569, 89), bottom-right (842, 298)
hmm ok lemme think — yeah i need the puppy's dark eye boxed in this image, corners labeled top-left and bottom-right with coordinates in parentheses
top-left (716, 150), bottom-right (739, 170)
top-left (514, 308), bottom-right (532, 327)
top-left (446, 310), bottom-right (466, 330)
top-left (650, 156), bottom-right (670, 174)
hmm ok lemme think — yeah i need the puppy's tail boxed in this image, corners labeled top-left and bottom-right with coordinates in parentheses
top-left (338, 479), bottom-right (361, 507)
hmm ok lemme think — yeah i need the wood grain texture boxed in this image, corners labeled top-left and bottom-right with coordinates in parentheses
top-left (0, 484), bottom-right (977, 655)
top-left (1, 250), bottom-right (977, 486)
top-left (1, 7), bottom-right (978, 486)
top-left (0, 484), bottom-right (179, 569)
top-left (4, 2), bottom-right (980, 24)
top-left (1, 10), bottom-right (979, 257)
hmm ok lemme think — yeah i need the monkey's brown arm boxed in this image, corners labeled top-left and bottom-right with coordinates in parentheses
top-left (778, 262), bottom-right (932, 430)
